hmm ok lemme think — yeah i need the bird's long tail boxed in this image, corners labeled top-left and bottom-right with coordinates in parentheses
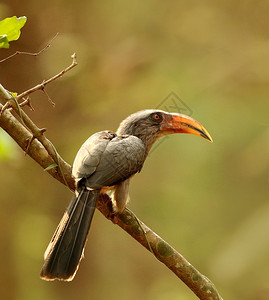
top-left (40, 188), bottom-right (99, 281)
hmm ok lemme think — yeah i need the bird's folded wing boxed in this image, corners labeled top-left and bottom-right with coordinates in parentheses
top-left (85, 135), bottom-right (146, 188)
top-left (72, 131), bottom-right (116, 181)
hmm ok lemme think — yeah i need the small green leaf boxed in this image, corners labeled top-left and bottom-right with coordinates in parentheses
top-left (0, 16), bottom-right (27, 48)
top-left (0, 35), bottom-right (9, 48)
top-left (10, 92), bottom-right (18, 97)
top-left (44, 163), bottom-right (58, 171)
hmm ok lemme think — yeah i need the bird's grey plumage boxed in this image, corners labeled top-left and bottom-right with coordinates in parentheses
top-left (73, 130), bottom-right (146, 189)
top-left (41, 126), bottom-right (148, 280)
top-left (117, 109), bottom-right (166, 154)
top-left (41, 188), bottom-right (99, 281)
top-left (84, 134), bottom-right (146, 188)
top-left (41, 109), bottom-right (171, 281)
top-left (72, 131), bottom-right (117, 184)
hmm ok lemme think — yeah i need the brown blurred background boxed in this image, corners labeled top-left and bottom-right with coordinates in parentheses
top-left (0, 1), bottom-right (269, 299)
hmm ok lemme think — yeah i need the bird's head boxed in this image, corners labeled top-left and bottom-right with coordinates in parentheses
top-left (117, 109), bottom-right (212, 152)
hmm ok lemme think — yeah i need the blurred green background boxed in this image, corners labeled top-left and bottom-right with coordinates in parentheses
top-left (0, 1), bottom-right (269, 299)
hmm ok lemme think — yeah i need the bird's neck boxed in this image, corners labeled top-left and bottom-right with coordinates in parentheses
top-left (117, 125), bottom-right (163, 155)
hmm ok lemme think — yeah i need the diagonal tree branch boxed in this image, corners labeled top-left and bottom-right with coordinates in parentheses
top-left (0, 99), bottom-right (74, 189)
top-left (97, 194), bottom-right (223, 300)
top-left (0, 67), bottom-right (223, 300)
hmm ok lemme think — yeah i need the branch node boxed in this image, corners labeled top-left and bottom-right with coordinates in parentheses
top-left (25, 135), bottom-right (36, 156)
top-left (39, 128), bottom-right (47, 135)
top-left (24, 127), bottom-right (46, 156)
top-left (71, 53), bottom-right (78, 65)
top-left (19, 97), bottom-right (35, 111)
top-left (0, 101), bottom-right (12, 116)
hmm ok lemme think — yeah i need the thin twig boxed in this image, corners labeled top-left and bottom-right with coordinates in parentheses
top-left (0, 32), bottom-right (59, 64)
top-left (0, 53), bottom-right (77, 116)
top-left (16, 53), bottom-right (77, 101)
top-left (0, 53), bottom-right (77, 178)
top-left (0, 96), bottom-right (34, 114)
top-left (19, 97), bottom-right (35, 111)
top-left (42, 86), bottom-right (55, 107)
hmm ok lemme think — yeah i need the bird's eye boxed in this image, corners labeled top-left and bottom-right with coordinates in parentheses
top-left (150, 112), bottom-right (163, 123)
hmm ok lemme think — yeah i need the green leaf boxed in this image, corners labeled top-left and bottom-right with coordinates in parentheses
top-left (0, 16), bottom-right (27, 49)
top-left (0, 35), bottom-right (9, 48)
top-left (44, 163), bottom-right (58, 172)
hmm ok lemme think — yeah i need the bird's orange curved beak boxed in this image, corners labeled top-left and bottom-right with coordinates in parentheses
top-left (160, 113), bottom-right (213, 142)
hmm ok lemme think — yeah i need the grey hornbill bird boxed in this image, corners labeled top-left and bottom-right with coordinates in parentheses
top-left (40, 109), bottom-right (212, 281)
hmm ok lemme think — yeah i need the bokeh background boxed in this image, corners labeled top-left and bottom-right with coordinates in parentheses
top-left (0, 1), bottom-right (269, 299)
